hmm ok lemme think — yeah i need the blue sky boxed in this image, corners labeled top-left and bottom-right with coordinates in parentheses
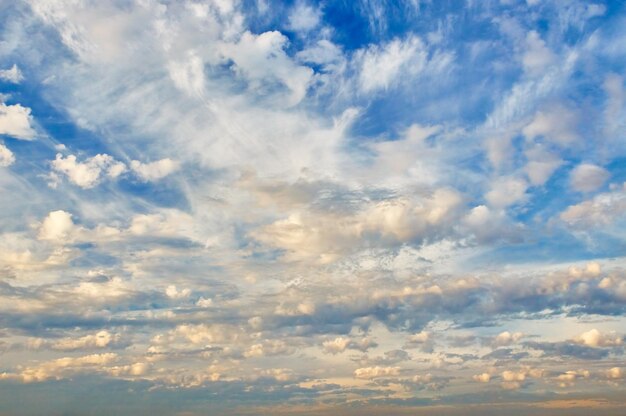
top-left (1, 0), bottom-right (626, 415)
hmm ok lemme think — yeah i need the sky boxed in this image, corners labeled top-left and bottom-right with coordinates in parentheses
top-left (0, 0), bottom-right (625, 415)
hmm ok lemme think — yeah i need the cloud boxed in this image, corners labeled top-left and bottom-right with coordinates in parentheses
top-left (354, 366), bottom-right (401, 379)
top-left (357, 35), bottom-right (427, 93)
top-left (0, 64), bottom-right (24, 83)
top-left (522, 105), bottom-right (579, 146)
top-left (0, 142), bottom-right (15, 166)
top-left (572, 329), bottom-right (623, 348)
top-left (287, 2), bottom-right (321, 32)
top-left (130, 158), bottom-right (179, 182)
top-left (321, 337), bottom-right (377, 354)
top-left (37, 210), bottom-right (76, 243)
top-left (0, 353), bottom-right (118, 383)
top-left (485, 177), bottom-right (528, 208)
top-left (559, 182), bottom-right (626, 227)
top-left (51, 330), bottom-right (121, 351)
top-left (51, 153), bottom-right (126, 188)
top-left (405, 331), bottom-right (434, 353)
top-left (570, 163), bottom-right (610, 193)
top-left (0, 102), bottom-right (36, 140)
top-left (218, 30), bottom-right (314, 106)
top-left (524, 144), bottom-right (562, 186)
top-left (492, 331), bottom-right (524, 347)
top-left (522, 31), bottom-right (556, 75)
top-left (473, 373), bottom-right (491, 383)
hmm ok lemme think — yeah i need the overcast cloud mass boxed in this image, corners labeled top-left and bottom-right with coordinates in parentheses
top-left (1, 0), bottom-right (626, 415)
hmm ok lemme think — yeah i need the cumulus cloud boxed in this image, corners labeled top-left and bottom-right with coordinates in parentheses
top-left (321, 337), bottom-right (377, 354)
top-left (0, 103), bottom-right (37, 140)
top-left (0, 142), bottom-right (15, 167)
top-left (287, 2), bottom-right (321, 32)
top-left (473, 373), bottom-right (491, 383)
top-left (560, 182), bottom-right (626, 227)
top-left (0, 353), bottom-right (118, 383)
top-left (569, 163), bottom-right (610, 193)
top-left (572, 329), bottom-right (623, 348)
top-left (0, 64), bottom-right (24, 83)
top-left (130, 158), bottom-right (179, 182)
top-left (51, 331), bottom-right (120, 351)
top-left (485, 177), bottom-right (528, 208)
top-left (218, 30), bottom-right (314, 106)
top-left (522, 105), bottom-right (579, 146)
top-left (37, 210), bottom-right (76, 243)
top-left (492, 331), bottom-right (524, 347)
top-left (354, 366), bottom-right (401, 379)
top-left (50, 153), bottom-right (126, 188)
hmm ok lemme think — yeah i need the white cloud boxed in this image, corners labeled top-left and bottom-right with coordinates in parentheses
top-left (0, 353), bottom-right (118, 383)
top-left (165, 285), bottom-right (191, 299)
top-left (287, 2), bottom-right (321, 32)
top-left (493, 331), bottom-right (524, 347)
top-left (524, 145), bottom-right (562, 186)
top-left (522, 31), bottom-right (556, 75)
top-left (485, 176), bottom-right (528, 208)
top-left (570, 163), bottom-right (609, 193)
top-left (321, 337), bottom-right (376, 354)
top-left (51, 331), bottom-right (120, 351)
top-left (0, 64), bottom-right (24, 83)
top-left (358, 36), bottom-right (427, 93)
top-left (130, 158), bottom-right (178, 182)
top-left (0, 103), bottom-right (37, 140)
top-left (522, 105), bottom-right (579, 146)
top-left (0, 142), bottom-right (15, 167)
top-left (560, 182), bottom-right (626, 227)
top-left (572, 329), bottom-right (622, 348)
top-left (354, 366), bottom-right (400, 379)
top-left (38, 210), bottom-right (76, 243)
top-left (607, 367), bottom-right (623, 380)
top-left (51, 153), bottom-right (126, 188)
top-left (218, 31), bottom-right (314, 106)
top-left (473, 373), bottom-right (491, 383)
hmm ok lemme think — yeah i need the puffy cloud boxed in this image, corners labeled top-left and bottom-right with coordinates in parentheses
top-left (321, 337), bottom-right (377, 354)
top-left (524, 145), bottom-right (562, 186)
top-left (287, 2), bottom-right (321, 32)
top-left (130, 158), bottom-right (179, 182)
top-left (37, 210), bottom-right (76, 243)
top-left (0, 142), bottom-right (15, 167)
top-left (560, 182), bottom-right (626, 227)
top-left (354, 366), bottom-right (401, 379)
top-left (569, 163), bottom-right (610, 193)
top-left (218, 30), bottom-right (314, 106)
top-left (606, 367), bottom-right (623, 380)
top-left (492, 331), bottom-right (524, 347)
top-left (165, 285), bottom-right (191, 299)
top-left (522, 105), bottom-right (579, 146)
top-left (51, 331), bottom-right (120, 351)
top-left (51, 153), bottom-right (126, 188)
top-left (572, 329), bottom-right (623, 348)
top-left (473, 373), bottom-right (491, 383)
top-left (0, 353), bottom-right (118, 383)
top-left (0, 103), bottom-right (36, 140)
top-left (0, 64), bottom-right (24, 83)
top-left (485, 177), bottom-right (528, 208)
top-left (252, 189), bottom-right (462, 263)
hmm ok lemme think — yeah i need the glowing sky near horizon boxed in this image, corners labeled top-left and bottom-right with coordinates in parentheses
top-left (1, 0), bottom-right (626, 415)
